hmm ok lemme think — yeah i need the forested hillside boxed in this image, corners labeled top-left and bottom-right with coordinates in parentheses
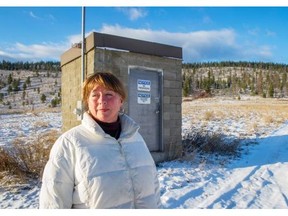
top-left (182, 61), bottom-right (288, 98)
top-left (0, 60), bottom-right (61, 114)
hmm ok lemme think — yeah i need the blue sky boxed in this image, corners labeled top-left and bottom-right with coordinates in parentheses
top-left (0, 6), bottom-right (288, 64)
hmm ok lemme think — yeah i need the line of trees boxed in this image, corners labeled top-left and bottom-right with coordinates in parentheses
top-left (0, 60), bottom-right (60, 72)
top-left (183, 61), bottom-right (288, 72)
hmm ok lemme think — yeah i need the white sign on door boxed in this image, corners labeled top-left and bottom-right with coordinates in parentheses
top-left (137, 79), bottom-right (151, 92)
top-left (137, 92), bottom-right (151, 104)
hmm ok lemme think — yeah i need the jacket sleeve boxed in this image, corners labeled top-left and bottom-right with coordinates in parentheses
top-left (39, 135), bottom-right (75, 209)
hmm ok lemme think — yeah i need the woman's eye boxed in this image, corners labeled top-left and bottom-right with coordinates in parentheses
top-left (92, 93), bottom-right (99, 97)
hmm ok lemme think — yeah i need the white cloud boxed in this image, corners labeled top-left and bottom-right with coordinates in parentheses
top-left (99, 24), bottom-right (275, 62)
top-left (0, 30), bottom-right (98, 62)
top-left (99, 24), bottom-right (237, 61)
top-left (27, 10), bottom-right (56, 23)
top-left (258, 46), bottom-right (273, 57)
top-left (243, 45), bottom-right (273, 58)
top-left (0, 41), bottom-right (69, 62)
top-left (117, 8), bottom-right (147, 21)
top-left (29, 11), bottom-right (40, 19)
top-left (0, 29), bottom-right (100, 62)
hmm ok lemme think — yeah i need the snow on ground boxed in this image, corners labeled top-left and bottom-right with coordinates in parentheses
top-left (0, 111), bottom-right (61, 147)
top-left (159, 121), bottom-right (288, 208)
top-left (0, 97), bottom-right (288, 209)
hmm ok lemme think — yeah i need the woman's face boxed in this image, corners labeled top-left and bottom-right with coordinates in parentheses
top-left (88, 85), bottom-right (123, 123)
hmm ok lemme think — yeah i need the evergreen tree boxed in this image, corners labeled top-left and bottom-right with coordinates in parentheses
top-left (12, 78), bottom-right (20, 91)
top-left (40, 94), bottom-right (46, 103)
top-left (23, 83), bottom-right (27, 91)
top-left (281, 73), bottom-right (287, 92)
top-left (256, 71), bottom-right (263, 95)
top-left (268, 83), bottom-right (274, 98)
top-left (7, 85), bottom-right (12, 94)
top-left (25, 76), bottom-right (31, 86)
top-left (22, 91), bottom-right (26, 100)
top-left (8, 73), bottom-right (13, 84)
top-left (183, 75), bottom-right (191, 97)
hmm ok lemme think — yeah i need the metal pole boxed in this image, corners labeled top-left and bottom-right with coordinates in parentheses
top-left (76, 6), bottom-right (86, 121)
top-left (81, 6), bottom-right (86, 85)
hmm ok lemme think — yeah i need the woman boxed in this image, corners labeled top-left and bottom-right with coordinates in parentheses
top-left (39, 72), bottom-right (161, 209)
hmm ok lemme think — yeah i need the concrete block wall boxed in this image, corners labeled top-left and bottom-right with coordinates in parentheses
top-left (61, 55), bottom-right (82, 132)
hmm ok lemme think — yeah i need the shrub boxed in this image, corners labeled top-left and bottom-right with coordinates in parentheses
top-left (203, 111), bottom-right (214, 121)
top-left (193, 91), bottom-right (211, 99)
top-left (0, 130), bottom-right (59, 183)
top-left (182, 131), bottom-right (241, 157)
top-left (51, 97), bottom-right (61, 107)
top-left (263, 115), bottom-right (273, 124)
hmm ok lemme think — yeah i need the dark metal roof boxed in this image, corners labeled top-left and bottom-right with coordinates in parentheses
top-left (92, 32), bottom-right (182, 60)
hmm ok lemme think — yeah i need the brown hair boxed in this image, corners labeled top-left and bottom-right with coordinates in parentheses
top-left (82, 72), bottom-right (127, 111)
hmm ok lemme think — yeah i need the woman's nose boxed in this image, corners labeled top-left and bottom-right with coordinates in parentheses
top-left (98, 94), bottom-right (107, 104)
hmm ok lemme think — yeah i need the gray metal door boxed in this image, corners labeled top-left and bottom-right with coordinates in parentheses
top-left (128, 67), bottom-right (162, 152)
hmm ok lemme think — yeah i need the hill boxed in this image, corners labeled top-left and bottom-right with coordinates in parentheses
top-left (182, 61), bottom-right (288, 99)
top-left (0, 69), bottom-right (61, 114)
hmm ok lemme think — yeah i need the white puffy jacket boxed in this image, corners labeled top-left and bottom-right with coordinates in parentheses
top-left (39, 112), bottom-right (161, 209)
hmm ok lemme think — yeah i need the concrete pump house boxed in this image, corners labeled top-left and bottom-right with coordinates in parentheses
top-left (60, 32), bottom-right (182, 162)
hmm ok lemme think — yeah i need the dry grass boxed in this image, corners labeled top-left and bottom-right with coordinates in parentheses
top-left (182, 131), bottom-right (241, 167)
top-left (249, 122), bottom-right (258, 133)
top-left (165, 138), bottom-right (183, 161)
top-left (263, 115), bottom-right (274, 124)
top-left (203, 111), bottom-right (214, 121)
top-left (0, 130), bottom-right (59, 186)
top-left (183, 97), bottom-right (288, 133)
top-left (182, 96), bottom-right (288, 164)
top-left (33, 121), bottom-right (50, 128)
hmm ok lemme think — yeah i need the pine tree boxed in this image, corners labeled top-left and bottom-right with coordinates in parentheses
top-left (25, 76), bottom-right (31, 86)
top-left (7, 73), bottom-right (13, 84)
top-left (40, 94), bottom-right (46, 103)
top-left (268, 83), bottom-right (274, 98)
top-left (183, 75), bottom-right (191, 97)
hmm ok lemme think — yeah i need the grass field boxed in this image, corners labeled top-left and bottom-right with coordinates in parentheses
top-left (182, 96), bottom-right (288, 138)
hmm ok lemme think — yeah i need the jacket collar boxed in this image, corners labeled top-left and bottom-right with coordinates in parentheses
top-left (82, 112), bottom-right (140, 140)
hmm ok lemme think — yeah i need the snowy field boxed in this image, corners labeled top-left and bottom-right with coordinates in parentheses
top-left (0, 111), bottom-right (61, 147)
top-left (0, 96), bottom-right (288, 210)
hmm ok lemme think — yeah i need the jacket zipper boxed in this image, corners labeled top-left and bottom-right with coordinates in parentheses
top-left (118, 140), bottom-right (136, 208)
